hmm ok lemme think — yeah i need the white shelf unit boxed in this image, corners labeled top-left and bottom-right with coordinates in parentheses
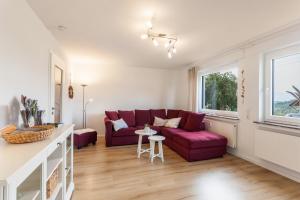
top-left (0, 125), bottom-right (74, 200)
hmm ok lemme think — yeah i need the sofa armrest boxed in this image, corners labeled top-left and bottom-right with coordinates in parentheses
top-left (104, 117), bottom-right (114, 147)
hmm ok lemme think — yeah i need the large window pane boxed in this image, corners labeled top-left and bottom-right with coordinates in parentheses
top-left (272, 54), bottom-right (300, 118)
top-left (202, 69), bottom-right (238, 112)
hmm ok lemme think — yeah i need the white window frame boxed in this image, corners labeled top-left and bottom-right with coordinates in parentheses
top-left (264, 44), bottom-right (300, 125)
top-left (198, 63), bottom-right (239, 118)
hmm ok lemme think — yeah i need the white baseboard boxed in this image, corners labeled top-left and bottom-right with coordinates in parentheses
top-left (227, 148), bottom-right (300, 183)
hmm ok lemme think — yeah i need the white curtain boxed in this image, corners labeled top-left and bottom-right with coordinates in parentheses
top-left (188, 67), bottom-right (197, 112)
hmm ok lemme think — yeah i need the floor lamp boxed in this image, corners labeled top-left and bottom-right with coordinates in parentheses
top-left (81, 84), bottom-right (93, 129)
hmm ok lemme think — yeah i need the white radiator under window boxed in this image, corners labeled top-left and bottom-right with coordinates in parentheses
top-left (204, 118), bottom-right (238, 148)
top-left (254, 128), bottom-right (300, 173)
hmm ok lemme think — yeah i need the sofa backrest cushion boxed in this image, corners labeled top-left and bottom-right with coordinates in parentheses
top-left (118, 110), bottom-right (135, 127)
top-left (167, 109), bottom-right (181, 119)
top-left (183, 112), bottom-right (206, 131)
top-left (150, 109), bottom-right (167, 124)
top-left (178, 110), bottom-right (190, 128)
top-left (105, 111), bottom-right (119, 120)
top-left (135, 109), bottom-right (151, 126)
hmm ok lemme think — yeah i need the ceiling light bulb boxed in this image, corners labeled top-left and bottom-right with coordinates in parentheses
top-left (165, 42), bottom-right (170, 48)
top-left (153, 39), bottom-right (159, 46)
top-left (172, 48), bottom-right (177, 54)
top-left (141, 34), bottom-right (148, 40)
top-left (168, 52), bottom-right (172, 59)
top-left (145, 21), bottom-right (153, 28)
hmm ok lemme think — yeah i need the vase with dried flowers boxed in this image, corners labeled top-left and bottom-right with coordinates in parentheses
top-left (20, 95), bottom-right (45, 127)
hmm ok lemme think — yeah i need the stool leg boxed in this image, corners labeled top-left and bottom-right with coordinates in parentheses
top-left (158, 141), bottom-right (164, 162)
top-left (137, 135), bottom-right (143, 158)
top-left (150, 140), bottom-right (155, 163)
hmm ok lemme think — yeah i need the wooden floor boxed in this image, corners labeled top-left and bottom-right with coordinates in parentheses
top-left (72, 137), bottom-right (300, 200)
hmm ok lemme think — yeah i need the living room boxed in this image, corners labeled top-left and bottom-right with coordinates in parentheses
top-left (1, 0), bottom-right (300, 200)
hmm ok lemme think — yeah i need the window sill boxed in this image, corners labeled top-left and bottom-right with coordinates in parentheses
top-left (205, 114), bottom-right (240, 123)
top-left (254, 121), bottom-right (300, 137)
top-left (254, 121), bottom-right (300, 130)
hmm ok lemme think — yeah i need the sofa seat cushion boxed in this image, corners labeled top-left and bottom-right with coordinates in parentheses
top-left (118, 110), bottom-right (135, 127)
top-left (113, 127), bottom-right (138, 137)
top-left (161, 127), bottom-right (187, 140)
top-left (167, 109), bottom-right (181, 119)
top-left (136, 126), bottom-right (162, 134)
top-left (150, 109), bottom-right (167, 124)
top-left (135, 110), bottom-right (151, 126)
top-left (173, 131), bottom-right (227, 149)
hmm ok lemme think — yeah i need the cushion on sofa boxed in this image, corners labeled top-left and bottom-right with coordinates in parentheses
top-left (135, 109), bottom-right (151, 126)
top-left (153, 117), bottom-right (168, 126)
top-left (118, 110), bottom-right (135, 127)
top-left (183, 112), bottom-right (205, 131)
top-left (167, 109), bottom-right (181, 119)
top-left (150, 109), bottom-right (167, 124)
top-left (105, 111), bottom-right (119, 120)
top-left (178, 110), bottom-right (190, 128)
top-left (161, 127), bottom-right (187, 140)
top-left (173, 131), bottom-right (227, 149)
top-left (111, 118), bottom-right (128, 131)
top-left (165, 117), bottom-right (181, 128)
top-left (113, 127), bottom-right (138, 137)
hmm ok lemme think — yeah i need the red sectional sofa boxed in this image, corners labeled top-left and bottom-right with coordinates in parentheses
top-left (104, 109), bottom-right (227, 162)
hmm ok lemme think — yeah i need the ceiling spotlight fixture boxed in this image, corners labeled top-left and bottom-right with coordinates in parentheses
top-left (140, 19), bottom-right (178, 59)
top-left (141, 34), bottom-right (148, 40)
top-left (152, 38), bottom-right (159, 47)
top-left (168, 51), bottom-right (172, 59)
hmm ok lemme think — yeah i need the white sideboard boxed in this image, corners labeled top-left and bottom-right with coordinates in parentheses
top-left (0, 124), bottom-right (74, 200)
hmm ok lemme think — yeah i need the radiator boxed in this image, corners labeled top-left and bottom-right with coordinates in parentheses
top-left (204, 118), bottom-right (238, 148)
top-left (254, 128), bottom-right (300, 173)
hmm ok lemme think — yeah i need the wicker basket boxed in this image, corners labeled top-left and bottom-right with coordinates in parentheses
top-left (47, 168), bottom-right (59, 198)
top-left (1, 125), bottom-right (55, 144)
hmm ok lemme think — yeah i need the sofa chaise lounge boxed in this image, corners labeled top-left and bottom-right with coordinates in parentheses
top-left (104, 109), bottom-right (227, 162)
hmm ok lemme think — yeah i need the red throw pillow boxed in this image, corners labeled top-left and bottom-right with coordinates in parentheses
top-left (135, 110), bottom-right (151, 126)
top-left (150, 109), bottom-right (167, 124)
top-left (118, 110), bottom-right (135, 127)
top-left (167, 109), bottom-right (181, 119)
top-left (105, 111), bottom-right (119, 120)
top-left (183, 112), bottom-right (206, 131)
top-left (178, 110), bottom-right (190, 128)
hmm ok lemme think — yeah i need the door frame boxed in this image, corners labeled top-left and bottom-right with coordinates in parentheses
top-left (49, 51), bottom-right (66, 123)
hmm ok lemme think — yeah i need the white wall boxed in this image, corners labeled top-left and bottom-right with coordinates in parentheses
top-left (71, 64), bottom-right (187, 134)
top-left (0, 0), bottom-right (72, 127)
top-left (191, 24), bottom-right (300, 182)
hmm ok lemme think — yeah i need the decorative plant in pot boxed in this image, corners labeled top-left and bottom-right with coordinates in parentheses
top-left (286, 86), bottom-right (300, 107)
top-left (20, 95), bottom-right (45, 128)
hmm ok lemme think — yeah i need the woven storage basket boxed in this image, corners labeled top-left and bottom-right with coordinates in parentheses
top-left (1, 125), bottom-right (55, 144)
top-left (47, 168), bottom-right (59, 198)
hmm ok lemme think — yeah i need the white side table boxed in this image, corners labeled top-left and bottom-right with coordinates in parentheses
top-left (135, 129), bottom-right (157, 158)
top-left (149, 135), bottom-right (166, 163)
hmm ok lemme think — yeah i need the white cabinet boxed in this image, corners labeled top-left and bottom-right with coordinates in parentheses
top-left (0, 125), bottom-right (74, 200)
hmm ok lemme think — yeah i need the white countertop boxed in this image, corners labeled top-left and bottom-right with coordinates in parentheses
top-left (0, 124), bottom-right (74, 182)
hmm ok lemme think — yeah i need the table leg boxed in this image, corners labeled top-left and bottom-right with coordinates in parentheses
top-left (150, 140), bottom-right (155, 163)
top-left (158, 141), bottom-right (164, 162)
top-left (137, 135), bottom-right (143, 158)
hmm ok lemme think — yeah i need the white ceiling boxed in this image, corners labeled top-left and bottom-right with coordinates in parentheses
top-left (27, 0), bottom-right (300, 68)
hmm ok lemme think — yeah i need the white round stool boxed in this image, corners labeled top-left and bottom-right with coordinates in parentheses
top-left (148, 135), bottom-right (166, 163)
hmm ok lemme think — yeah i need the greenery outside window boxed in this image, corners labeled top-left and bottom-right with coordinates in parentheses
top-left (264, 45), bottom-right (300, 125)
top-left (199, 66), bottom-right (238, 116)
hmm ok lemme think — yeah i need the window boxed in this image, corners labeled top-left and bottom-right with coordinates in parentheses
top-left (199, 67), bottom-right (238, 116)
top-left (265, 45), bottom-right (300, 124)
